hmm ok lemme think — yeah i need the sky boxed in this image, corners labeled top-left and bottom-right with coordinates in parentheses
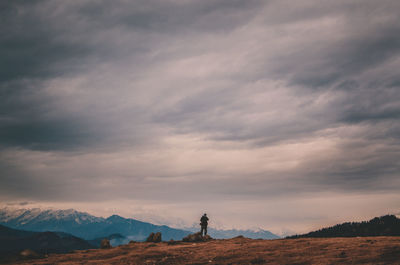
top-left (1, 0), bottom-right (400, 236)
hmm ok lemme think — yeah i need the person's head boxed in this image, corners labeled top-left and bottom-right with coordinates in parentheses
top-left (203, 213), bottom-right (207, 216)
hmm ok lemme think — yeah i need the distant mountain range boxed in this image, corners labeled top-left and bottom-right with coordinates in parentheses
top-left (186, 227), bottom-right (280, 239)
top-left (0, 208), bottom-right (190, 242)
top-left (0, 208), bottom-right (280, 242)
top-left (288, 215), bottom-right (400, 238)
top-left (0, 224), bottom-right (93, 262)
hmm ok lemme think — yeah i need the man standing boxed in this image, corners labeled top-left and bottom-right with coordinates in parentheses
top-left (200, 213), bottom-right (209, 236)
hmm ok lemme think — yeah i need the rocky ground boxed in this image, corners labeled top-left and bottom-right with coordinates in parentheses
top-left (12, 236), bottom-right (400, 264)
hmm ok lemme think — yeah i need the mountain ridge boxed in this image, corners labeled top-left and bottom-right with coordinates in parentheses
top-left (0, 224), bottom-right (93, 262)
top-left (288, 214), bottom-right (400, 238)
top-left (185, 226), bottom-right (280, 239)
top-left (0, 207), bottom-right (279, 241)
top-left (0, 207), bottom-right (190, 242)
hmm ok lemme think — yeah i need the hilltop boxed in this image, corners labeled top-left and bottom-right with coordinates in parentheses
top-left (289, 215), bottom-right (400, 238)
top-left (12, 236), bottom-right (400, 265)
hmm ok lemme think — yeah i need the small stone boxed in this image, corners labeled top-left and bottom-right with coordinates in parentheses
top-left (19, 249), bottom-right (39, 259)
top-left (100, 238), bottom-right (112, 249)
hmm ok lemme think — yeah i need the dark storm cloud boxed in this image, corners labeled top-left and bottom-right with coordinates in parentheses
top-left (284, 18), bottom-right (400, 89)
top-left (0, 1), bottom-right (95, 83)
top-left (77, 0), bottom-right (262, 32)
top-left (0, 0), bottom-right (263, 150)
top-left (0, 1), bottom-right (98, 150)
top-left (0, 79), bottom-right (102, 150)
top-left (1, 0), bottom-right (399, 149)
top-left (299, 137), bottom-right (400, 191)
top-left (258, 0), bottom-right (400, 89)
top-left (0, 0), bottom-right (399, 210)
top-left (339, 87), bottom-right (400, 124)
top-left (147, 0), bottom-right (400, 147)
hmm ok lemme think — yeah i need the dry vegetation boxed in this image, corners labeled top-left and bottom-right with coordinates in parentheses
top-left (13, 236), bottom-right (400, 265)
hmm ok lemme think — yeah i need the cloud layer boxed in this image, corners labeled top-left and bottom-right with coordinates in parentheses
top-left (1, 0), bottom-right (399, 233)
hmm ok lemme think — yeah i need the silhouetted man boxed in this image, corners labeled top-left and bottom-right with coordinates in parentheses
top-left (200, 213), bottom-right (209, 236)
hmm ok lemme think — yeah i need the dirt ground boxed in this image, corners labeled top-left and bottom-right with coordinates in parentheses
top-left (13, 236), bottom-right (400, 265)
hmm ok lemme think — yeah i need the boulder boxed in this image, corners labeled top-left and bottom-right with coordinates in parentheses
top-left (167, 239), bottom-right (178, 245)
top-left (146, 232), bottom-right (155, 242)
top-left (153, 232), bottom-right (162, 242)
top-left (100, 238), bottom-right (112, 249)
top-left (203, 234), bottom-right (212, 241)
top-left (182, 232), bottom-right (212, 242)
top-left (146, 232), bottom-right (162, 243)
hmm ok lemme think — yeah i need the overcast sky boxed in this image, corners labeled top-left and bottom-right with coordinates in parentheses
top-left (1, 0), bottom-right (400, 235)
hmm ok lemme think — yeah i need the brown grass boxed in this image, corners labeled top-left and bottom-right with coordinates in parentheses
top-left (12, 236), bottom-right (400, 265)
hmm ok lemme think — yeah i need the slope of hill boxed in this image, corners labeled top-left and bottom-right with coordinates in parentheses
top-left (12, 236), bottom-right (400, 264)
top-left (0, 224), bottom-right (93, 262)
top-left (0, 208), bottom-right (190, 241)
top-left (289, 215), bottom-right (400, 238)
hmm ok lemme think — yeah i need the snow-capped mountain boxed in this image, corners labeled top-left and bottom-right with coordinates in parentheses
top-left (0, 207), bottom-right (279, 241)
top-left (186, 226), bottom-right (279, 239)
top-left (0, 207), bottom-right (103, 226)
top-left (0, 207), bottom-right (190, 241)
top-left (209, 227), bottom-right (279, 239)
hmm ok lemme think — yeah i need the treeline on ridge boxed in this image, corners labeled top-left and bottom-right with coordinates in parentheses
top-left (288, 215), bottom-right (400, 238)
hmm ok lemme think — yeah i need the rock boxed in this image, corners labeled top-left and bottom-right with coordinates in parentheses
top-left (129, 240), bottom-right (136, 244)
top-left (203, 234), bottom-right (212, 241)
top-left (153, 232), bottom-right (162, 242)
top-left (168, 239), bottom-right (179, 245)
top-left (146, 232), bottom-right (162, 243)
top-left (19, 249), bottom-right (39, 259)
top-left (183, 232), bottom-right (202, 242)
top-left (182, 232), bottom-right (213, 242)
top-left (100, 238), bottom-right (112, 249)
top-left (146, 232), bottom-right (155, 242)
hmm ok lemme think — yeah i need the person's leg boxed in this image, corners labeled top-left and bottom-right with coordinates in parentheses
top-left (200, 226), bottom-right (204, 236)
top-left (204, 226), bottom-right (207, 236)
